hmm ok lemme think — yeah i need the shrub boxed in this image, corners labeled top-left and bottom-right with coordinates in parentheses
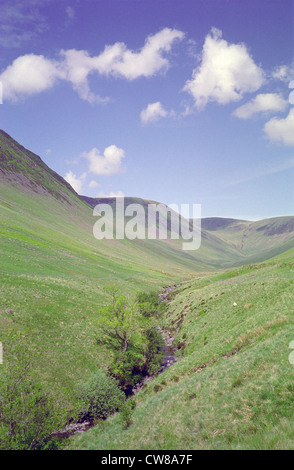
top-left (145, 328), bottom-right (165, 375)
top-left (136, 291), bottom-right (165, 318)
top-left (119, 398), bottom-right (136, 429)
top-left (78, 370), bottom-right (125, 421)
top-left (109, 344), bottom-right (146, 395)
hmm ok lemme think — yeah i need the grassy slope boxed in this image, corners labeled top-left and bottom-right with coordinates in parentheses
top-left (0, 130), bottom-right (239, 406)
top-left (203, 216), bottom-right (294, 263)
top-left (70, 248), bottom-right (294, 450)
top-left (1, 129), bottom-right (294, 447)
top-left (0, 180), bottom-right (198, 402)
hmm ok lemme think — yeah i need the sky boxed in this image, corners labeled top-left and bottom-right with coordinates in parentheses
top-left (0, 0), bottom-right (294, 220)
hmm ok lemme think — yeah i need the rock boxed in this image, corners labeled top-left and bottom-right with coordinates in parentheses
top-left (244, 303), bottom-right (252, 309)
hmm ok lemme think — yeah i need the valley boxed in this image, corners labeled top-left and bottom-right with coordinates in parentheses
top-left (0, 129), bottom-right (294, 450)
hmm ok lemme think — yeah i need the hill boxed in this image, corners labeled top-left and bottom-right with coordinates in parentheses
top-left (0, 129), bottom-right (294, 449)
top-left (202, 216), bottom-right (294, 262)
top-left (70, 247), bottom-right (294, 450)
top-left (0, 129), bottom-right (243, 404)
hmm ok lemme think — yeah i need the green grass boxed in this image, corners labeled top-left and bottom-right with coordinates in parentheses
top-left (69, 251), bottom-right (294, 450)
top-left (1, 129), bottom-right (294, 448)
top-left (0, 182), bottom-right (184, 405)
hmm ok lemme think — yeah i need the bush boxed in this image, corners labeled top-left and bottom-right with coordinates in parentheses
top-left (136, 291), bottom-right (165, 318)
top-left (109, 345), bottom-right (146, 395)
top-left (78, 370), bottom-right (125, 421)
top-left (119, 398), bottom-right (136, 429)
top-left (145, 328), bottom-right (165, 375)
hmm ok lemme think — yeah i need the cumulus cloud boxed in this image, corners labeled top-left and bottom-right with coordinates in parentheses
top-left (64, 170), bottom-right (86, 194)
top-left (1, 28), bottom-right (184, 103)
top-left (183, 28), bottom-right (264, 109)
top-left (59, 48), bottom-right (110, 104)
top-left (233, 93), bottom-right (288, 119)
top-left (107, 27), bottom-right (184, 80)
top-left (0, 54), bottom-right (63, 101)
top-left (140, 101), bottom-right (171, 124)
top-left (264, 108), bottom-right (294, 146)
top-left (83, 145), bottom-right (125, 175)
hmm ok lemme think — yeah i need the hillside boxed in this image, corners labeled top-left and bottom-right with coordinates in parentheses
top-left (202, 216), bottom-right (294, 262)
top-left (70, 247), bottom-right (294, 450)
top-left (0, 129), bottom-right (80, 204)
top-left (0, 130), bottom-right (243, 405)
top-left (0, 129), bottom-right (294, 450)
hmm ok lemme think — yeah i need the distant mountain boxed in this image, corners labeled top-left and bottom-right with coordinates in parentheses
top-left (201, 217), bottom-right (248, 231)
top-left (0, 129), bottom-right (238, 282)
top-left (1, 129), bottom-right (294, 275)
top-left (202, 215), bottom-right (294, 263)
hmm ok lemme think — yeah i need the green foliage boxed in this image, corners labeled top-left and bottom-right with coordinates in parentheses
top-left (0, 331), bottom-right (67, 450)
top-left (77, 369), bottom-right (125, 422)
top-left (136, 290), bottom-right (166, 318)
top-left (119, 398), bottom-right (136, 429)
top-left (97, 286), bottom-right (154, 391)
top-left (98, 285), bottom-right (152, 352)
top-left (145, 328), bottom-right (165, 375)
top-left (96, 286), bottom-right (167, 392)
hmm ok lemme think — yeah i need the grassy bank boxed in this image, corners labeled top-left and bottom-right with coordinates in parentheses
top-left (69, 248), bottom-right (294, 449)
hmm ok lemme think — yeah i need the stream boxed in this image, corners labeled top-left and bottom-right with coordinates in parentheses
top-left (52, 284), bottom-right (179, 440)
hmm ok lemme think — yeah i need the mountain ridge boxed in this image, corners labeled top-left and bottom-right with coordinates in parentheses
top-left (1, 128), bottom-right (294, 268)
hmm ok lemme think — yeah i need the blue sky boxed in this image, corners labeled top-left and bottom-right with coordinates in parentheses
top-left (1, 0), bottom-right (294, 219)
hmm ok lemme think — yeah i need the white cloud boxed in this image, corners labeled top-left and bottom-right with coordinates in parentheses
top-left (264, 108), bottom-right (294, 146)
top-left (60, 48), bottom-right (110, 104)
top-left (233, 93), bottom-right (288, 119)
top-left (0, 54), bottom-right (63, 101)
top-left (83, 145), bottom-right (125, 175)
top-left (140, 101), bottom-right (170, 124)
top-left (183, 28), bottom-right (264, 109)
top-left (64, 170), bottom-right (86, 194)
top-left (1, 28), bottom-right (184, 103)
top-left (271, 63), bottom-right (294, 82)
top-left (107, 27), bottom-right (185, 80)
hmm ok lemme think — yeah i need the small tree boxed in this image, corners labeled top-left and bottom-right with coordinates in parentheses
top-left (96, 286), bottom-right (153, 391)
top-left (77, 369), bottom-right (125, 422)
